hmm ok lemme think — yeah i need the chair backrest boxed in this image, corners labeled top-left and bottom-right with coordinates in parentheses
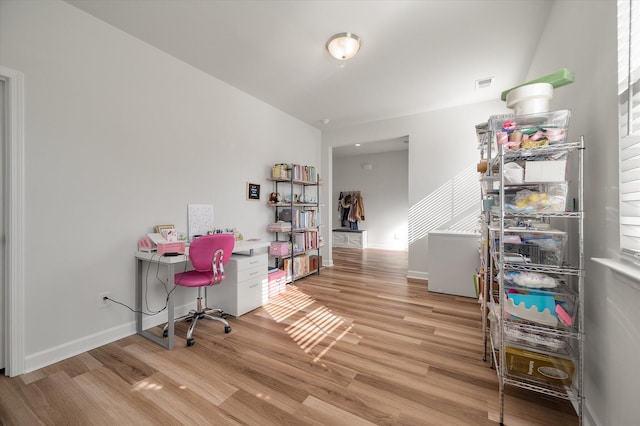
top-left (188, 234), bottom-right (235, 273)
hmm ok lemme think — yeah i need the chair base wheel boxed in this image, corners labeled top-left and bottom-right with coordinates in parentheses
top-left (224, 326), bottom-right (232, 334)
top-left (186, 338), bottom-right (195, 346)
top-left (163, 329), bottom-right (168, 338)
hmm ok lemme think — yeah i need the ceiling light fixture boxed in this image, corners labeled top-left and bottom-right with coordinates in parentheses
top-left (326, 32), bottom-right (361, 60)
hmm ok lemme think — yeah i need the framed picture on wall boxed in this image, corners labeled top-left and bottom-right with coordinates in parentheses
top-left (247, 182), bottom-right (261, 200)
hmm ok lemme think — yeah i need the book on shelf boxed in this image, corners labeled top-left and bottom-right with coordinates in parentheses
top-left (306, 230), bottom-right (319, 250)
top-left (290, 164), bottom-right (317, 182)
top-left (282, 254), bottom-right (312, 279)
top-left (292, 210), bottom-right (318, 228)
top-left (293, 233), bottom-right (306, 253)
top-left (292, 255), bottom-right (310, 278)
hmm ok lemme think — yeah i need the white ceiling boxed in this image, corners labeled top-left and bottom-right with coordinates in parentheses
top-left (66, 0), bottom-right (552, 138)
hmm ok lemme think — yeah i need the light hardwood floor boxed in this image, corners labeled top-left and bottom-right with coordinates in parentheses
top-left (0, 248), bottom-right (578, 425)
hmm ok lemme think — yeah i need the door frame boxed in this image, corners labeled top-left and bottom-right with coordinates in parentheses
top-left (0, 66), bottom-right (25, 377)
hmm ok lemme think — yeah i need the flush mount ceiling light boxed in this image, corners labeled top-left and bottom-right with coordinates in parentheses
top-left (326, 32), bottom-right (361, 60)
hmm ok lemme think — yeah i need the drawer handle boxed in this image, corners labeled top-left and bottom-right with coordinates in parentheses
top-left (249, 283), bottom-right (258, 288)
top-left (248, 271), bottom-right (259, 276)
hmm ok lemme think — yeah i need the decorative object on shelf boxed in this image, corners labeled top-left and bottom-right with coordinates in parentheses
top-left (268, 192), bottom-right (282, 204)
top-left (247, 182), bottom-right (261, 200)
top-left (271, 164), bottom-right (289, 179)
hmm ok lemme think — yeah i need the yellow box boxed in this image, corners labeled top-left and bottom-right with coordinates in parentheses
top-left (505, 346), bottom-right (575, 385)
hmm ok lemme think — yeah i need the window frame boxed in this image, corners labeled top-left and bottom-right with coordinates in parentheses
top-left (618, 0), bottom-right (640, 261)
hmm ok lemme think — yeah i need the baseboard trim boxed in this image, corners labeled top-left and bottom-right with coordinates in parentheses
top-left (407, 270), bottom-right (428, 281)
top-left (25, 302), bottom-right (192, 373)
top-left (366, 244), bottom-right (408, 251)
top-left (584, 399), bottom-right (602, 426)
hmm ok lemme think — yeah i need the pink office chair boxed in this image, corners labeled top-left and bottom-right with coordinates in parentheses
top-left (163, 234), bottom-right (235, 346)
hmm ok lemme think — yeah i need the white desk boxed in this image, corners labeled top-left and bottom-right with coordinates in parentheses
top-left (135, 239), bottom-right (270, 349)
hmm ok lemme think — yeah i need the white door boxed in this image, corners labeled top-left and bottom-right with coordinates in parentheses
top-left (0, 78), bottom-right (5, 372)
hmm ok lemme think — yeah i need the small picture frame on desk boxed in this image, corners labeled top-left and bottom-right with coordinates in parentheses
top-left (247, 182), bottom-right (261, 200)
top-left (156, 224), bottom-right (175, 237)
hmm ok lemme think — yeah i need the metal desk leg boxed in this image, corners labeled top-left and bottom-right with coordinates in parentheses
top-left (135, 258), bottom-right (143, 334)
top-left (135, 258), bottom-right (175, 349)
top-left (166, 263), bottom-right (175, 349)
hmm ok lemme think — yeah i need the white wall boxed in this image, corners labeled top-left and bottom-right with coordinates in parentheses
top-left (0, 0), bottom-right (320, 371)
top-left (321, 100), bottom-right (507, 279)
top-left (526, 1), bottom-right (639, 425)
top-left (333, 150), bottom-right (408, 250)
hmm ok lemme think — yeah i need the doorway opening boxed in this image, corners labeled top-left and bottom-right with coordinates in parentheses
top-left (331, 136), bottom-right (409, 251)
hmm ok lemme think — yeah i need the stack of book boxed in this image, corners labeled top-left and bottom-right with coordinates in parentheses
top-left (267, 221), bottom-right (292, 232)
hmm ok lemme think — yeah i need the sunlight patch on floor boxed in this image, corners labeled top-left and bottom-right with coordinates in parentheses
top-left (264, 286), bottom-right (359, 362)
top-left (132, 380), bottom-right (163, 391)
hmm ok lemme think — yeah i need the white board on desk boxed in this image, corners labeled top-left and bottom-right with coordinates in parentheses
top-left (188, 204), bottom-right (213, 240)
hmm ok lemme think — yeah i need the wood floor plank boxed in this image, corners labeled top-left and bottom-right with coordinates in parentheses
top-left (0, 374), bottom-right (44, 425)
top-left (130, 371), bottom-right (245, 425)
top-left (31, 370), bottom-right (112, 425)
top-left (122, 343), bottom-right (239, 406)
top-left (88, 344), bottom-right (157, 385)
top-left (302, 395), bottom-right (380, 426)
top-left (347, 376), bottom-right (492, 426)
top-left (217, 388), bottom-right (309, 426)
top-left (72, 366), bottom-right (182, 425)
top-left (0, 248), bottom-right (578, 425)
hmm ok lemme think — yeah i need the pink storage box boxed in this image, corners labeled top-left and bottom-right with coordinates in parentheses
top-left (270, 241), bottom-right (290, 256)
top-left (157, 241), bottom-right (185, 255)
top-left (268, 269), bottom-right (287, 299)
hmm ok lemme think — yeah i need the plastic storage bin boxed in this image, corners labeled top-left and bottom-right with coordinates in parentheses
top-left (269, 241), bottom-right (290, 256)
top-left (504, 286), bottom-right (577, 329)
top-left (501, 231), bottom-right (567, 266)
top-left (267, 269), bottom-right (287, 300)
top-left (504, 182), bottom-right (568, 213)
top-left (491, 109), bottom-right (571, 149)
top-left (505, 346), bottom-right (575, 386)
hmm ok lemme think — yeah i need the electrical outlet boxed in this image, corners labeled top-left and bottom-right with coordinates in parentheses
top-left (98, 291), bottom-right (110, 308)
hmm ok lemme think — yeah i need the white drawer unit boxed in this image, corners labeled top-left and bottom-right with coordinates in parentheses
top-left (332, 229), bottom-right (367, 249)
top-left (206, 253), bottom-right (268, 317)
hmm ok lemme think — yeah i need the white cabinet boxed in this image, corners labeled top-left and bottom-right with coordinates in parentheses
top-left (427, 231), bottom-right (479, 298)
top-left (206, 253), bottom-right (268, 317)
top-left (332, 229), bottom-right (367, 249)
